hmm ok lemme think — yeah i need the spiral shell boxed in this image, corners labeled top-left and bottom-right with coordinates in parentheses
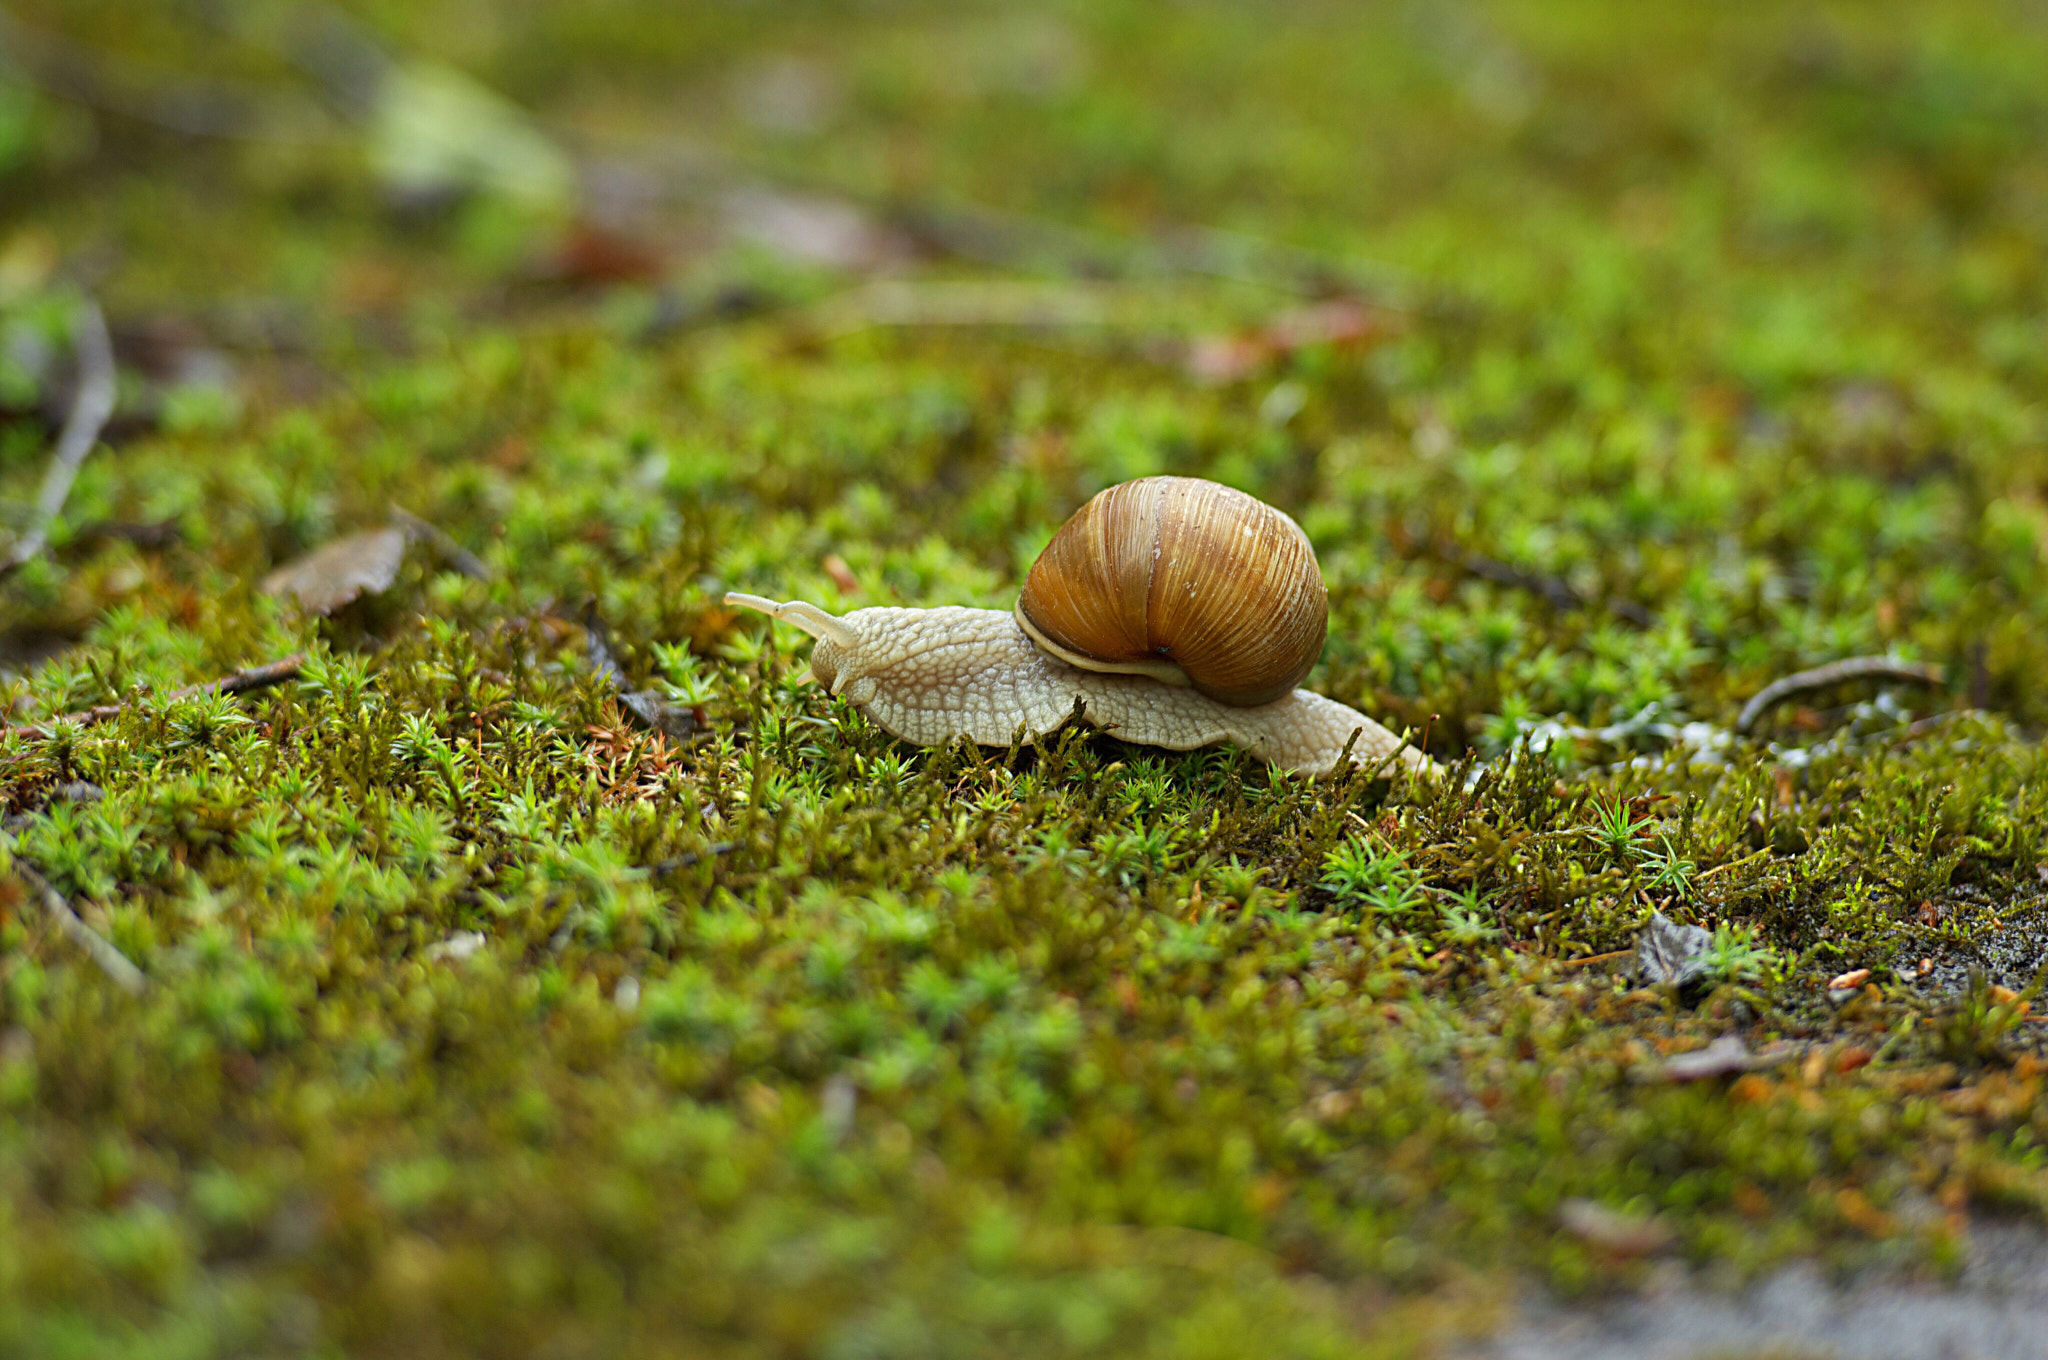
top-left (1014, 476), bottom-right (1328, 708)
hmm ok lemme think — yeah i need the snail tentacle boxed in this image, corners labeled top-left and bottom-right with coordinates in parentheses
top-left (722, 593), bottom-right (859, 651)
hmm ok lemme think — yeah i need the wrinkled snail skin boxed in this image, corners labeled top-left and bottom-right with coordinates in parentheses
top-left (722, 594), bottom-right (1434, 778)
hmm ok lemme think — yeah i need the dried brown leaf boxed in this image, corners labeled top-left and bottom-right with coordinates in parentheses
top-left (1556, 1199), bottom-right (1673, 1256)
top-left (1660, 1034), bottom-right (1759, 1081)
top-left (261, 526), bottom-right (408, 614)
top-left (1635, 910), bottom-right (1712, 988)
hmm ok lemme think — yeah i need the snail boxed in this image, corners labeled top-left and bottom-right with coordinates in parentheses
top-left (725, 476), bottom-right (1432, 777)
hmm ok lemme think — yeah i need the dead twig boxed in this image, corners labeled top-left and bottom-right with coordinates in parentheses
top-left (1448, 544), bottom-right (1582, 611)
top-left (2, 300), bottom-right (117, 580)
top-left (11, 653), bottom-right (306, 738)
top-left (0, 7), bottom-right (353, 145)
top-left (70, 519), bottom-right (182, 551)
top-left (183, 653), bottom-right (308, 699)
top-left (1432, 541), bottom-right (1657, 628)
top-left (806, 279), bottom-right (1120, 339)
top-left (645, 842), bottom-right (739, 875)
top-left (1887, 709), bottom-right (1975, 744)
top-left (11, 857), bottom-right (147, 994)
top-left (390, 505), bottom-right (492, 580)
top-left (886, 193), bottom-right (1415, 300)
top-left (1694, 848), bottom-right (1772, 884)
top-left (1556, 948), bottom-right (1633, 970)
top-left (1735, 656), bottom-right (1946, 735)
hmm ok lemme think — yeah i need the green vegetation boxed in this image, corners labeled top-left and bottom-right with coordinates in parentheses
top-left (2, 1), bottom-right (2046, 1355)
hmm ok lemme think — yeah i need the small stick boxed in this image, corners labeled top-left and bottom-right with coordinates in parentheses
top-left (11, 857), bottom-right (147, 994)
top-left (1436, 542), bottom-right (1657, 628)
top-left (205, 653), bottom-right (307, 697)
top-left (645, 841), bottom-right (739, 876)
top-left (0, 8), bottom-right (343, 143)
top-left (1447, 543), bottom-right (1582, 611)
top-left (1888, 709), bottom-right (1981, 744)
top-left (11, 653), bottom-right (306, 738)
top-left (1556, 948), bottom-right (1633, 970)
top-left (808, 279), bottom-right (1119, 339)
top-left (1735, 656), bottom-right (1946, 735)
top-left (2, 300), bottom-right (117, 580)
top-left (389, 505), bottom-right (492, 580)
top-left (1695, 848), bottom-right (1772, 883)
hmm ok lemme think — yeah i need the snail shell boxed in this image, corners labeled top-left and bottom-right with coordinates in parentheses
top-left (1015, 476), bottom-right (1327, 707)
top-left (721, 476), bottom-right (1433, 778)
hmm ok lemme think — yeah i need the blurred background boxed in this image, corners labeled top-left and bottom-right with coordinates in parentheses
top-left (3, 0), bottom-right (2041, 371)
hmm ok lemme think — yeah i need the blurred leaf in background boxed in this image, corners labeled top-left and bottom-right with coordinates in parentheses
top-left (367, 54), bottom-right (574, 215)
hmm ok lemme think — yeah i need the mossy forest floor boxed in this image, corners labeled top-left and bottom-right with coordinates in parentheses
top-left (3, 3), bottom-right (2047, 1356)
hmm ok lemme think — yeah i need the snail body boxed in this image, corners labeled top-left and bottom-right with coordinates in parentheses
top-left (726, 477), bottom-right (1430, 778)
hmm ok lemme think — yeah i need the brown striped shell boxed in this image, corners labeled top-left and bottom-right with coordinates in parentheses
top-left (1014, 476), bottom-right (1328, 708)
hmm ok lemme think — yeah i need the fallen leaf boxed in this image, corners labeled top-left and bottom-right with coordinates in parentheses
top-left (261, 526), bottom-right (408, 614)
top-left (1635, 910), bottom-right (1712, 988)
top-left (1265, 297), bottom-right (1381, 351)
top-left (0, 227), bottom-right (59, 306)
top-left (579, 604), bottom-right (629, 688)
top-left (1729, 1073), bottom-right (1776, 1104)
top-left (1556, 1198), bottom-right (1672, 1256)
top-left (688, 606), bottom-right (741, 650)
top-left (723, 186), bottom-right (911, 271)
top-left (110, 315), bottom-right (239, 428)
top-left (260, 510), bottom-right (485, 613)
top-left (370, 57), bottom-right (574, 211)
top-left (579, 604), bottom-right (704, 740)
top-left (1184, 297), bottom-right (1389, 384)
top-left (486, 435), bottom-right (530, 472)
top-left (534, 220), bottom-right (668, 288)
top-left (732, 55), bottom-right (839, 135)
top-left (1660, 1034), bottom-right (1758, 1081)
top-left (1184, 334), bottom-right (1269, 385)
top-left (619, 689), bottom-right (704, 742)
top-left (1834, 1185), bottom-right (1895, 1236)
top-left (424, 930), bottom-right (486, 962)
top-left (822, 553), bottom-right (859, 593)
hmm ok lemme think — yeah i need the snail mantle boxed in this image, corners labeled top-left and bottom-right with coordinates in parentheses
top-left (722, 594), bottom-right (1433, 778)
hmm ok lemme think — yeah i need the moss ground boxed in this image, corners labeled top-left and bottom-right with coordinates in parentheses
top-left (2, 2), bottom-right (2047, 1356)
